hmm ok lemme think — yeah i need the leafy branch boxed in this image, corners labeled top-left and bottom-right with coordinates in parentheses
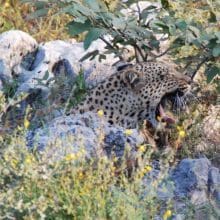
top-left (23, 0), bottom-right (220, 83)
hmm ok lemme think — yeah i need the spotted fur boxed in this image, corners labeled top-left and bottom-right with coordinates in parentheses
top-left (71, 62), bottom-right (192, 128)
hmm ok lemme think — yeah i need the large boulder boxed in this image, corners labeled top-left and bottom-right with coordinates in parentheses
top-left (27, 112), bottom-right (145, 161)
top-left (16, 38), bottom-right (120, 95)
top-left (0, 30), bottom-right (121, 96)
top-left (0, 30), bottom-right (37, 87)
top-left (171, 158), bottom-right (220, 219)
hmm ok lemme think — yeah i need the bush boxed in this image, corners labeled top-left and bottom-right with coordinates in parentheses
top-left (23, 0), bottom-right (220, 85)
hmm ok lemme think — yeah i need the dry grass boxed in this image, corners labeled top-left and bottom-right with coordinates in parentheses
top-left (0, 0), bottom-right (71, 41)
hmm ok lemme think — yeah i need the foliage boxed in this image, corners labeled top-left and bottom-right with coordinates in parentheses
top-left (22, 0), bottom-right (220, 84)
top-left (157, 0), bottom-right (220, 84)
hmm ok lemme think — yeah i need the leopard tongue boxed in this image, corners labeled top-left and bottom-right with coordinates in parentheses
top-left (159, 104), bottom-right (176, 124)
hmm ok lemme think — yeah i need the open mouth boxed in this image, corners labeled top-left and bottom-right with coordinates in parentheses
top-left (156, 90), bottom-right (187, 125)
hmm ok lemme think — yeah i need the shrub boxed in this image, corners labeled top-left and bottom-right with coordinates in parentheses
top-left (23, 0), bottom-right (220, 85)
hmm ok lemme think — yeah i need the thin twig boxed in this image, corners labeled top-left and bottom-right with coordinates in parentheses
top-left (99, 36), bottom-right (124, 61)
top-left (133, 43), bottom-right (146, 62)
top-left (147, 47), bottom-right (172, 61)
top-left (136, 2), bottom-right (142, 26)
top-left (191, 56), bottom-right (210, 80)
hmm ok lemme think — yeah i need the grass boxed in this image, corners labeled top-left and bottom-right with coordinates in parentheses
top-left (0, 128), bottom-right (173, 219)
top-left (0, 0), bottom-right (71, 41)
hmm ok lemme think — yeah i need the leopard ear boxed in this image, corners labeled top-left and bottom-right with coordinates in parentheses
top-left (123, 70), bottom-right (145, 92)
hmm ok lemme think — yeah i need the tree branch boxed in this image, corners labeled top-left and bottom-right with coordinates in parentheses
top-left (147, 47), bottom-right (172, 61)
top-left (99, 36), bottom-right (124, 61)
top-left (136, 2), bottom-right (142, 26)
top-left (191, 56), bottom-right (210, 80)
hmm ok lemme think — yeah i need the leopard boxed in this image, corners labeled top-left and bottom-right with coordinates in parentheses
top-left (70, 62), bottom-right (192, 129)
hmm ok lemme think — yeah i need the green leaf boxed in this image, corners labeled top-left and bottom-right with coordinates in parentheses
top-left (215, 31), bottom-right (220, 41)
top-left (42, 71), bottom-right (49, 81)
top-left (79, 50), bottom-right (99, 62)
top-left (98, 54), bottom-right (106, 62)
top-left (140, 5), bottom-right (157, 20)
top-left (149, 39), bottom-right (160, 49)
top-left (205, 66), bottom-right (220, 83)
top-left (67, 20), bottom-right (91, 36)
top-left (212, 45), bottom-right (220, 57)
top-left (112, 17), bottom-right (126, 29)
top-left (176, 20), bottom-right (187, 31)
top-left (161, 0), bottom-right (170, 9)
top-left (123, 0), bottom-right (137, 7)
top-left (84, 0), bottom-right (102, 12)
top-left (188, 26), bottom-right (200, 37)
top-left (208, 11), bottom-right (217, 23)
top-left (27, 8), bottom-right (49, 19)
top-left (74, 3), bottom-right (93, 17)
top-left (84, 28), bottom-right (106, 50)
top-left (35, 1), bottom-right (48, 9)
top-left (22, 1), bottom-right (47, 9)
top-left (154, 22), bottom-right (169, 34)
top-left (207, 38), bottom-right (218, 49)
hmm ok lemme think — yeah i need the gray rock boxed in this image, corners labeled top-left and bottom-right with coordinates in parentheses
top-left (190, 189), bottom-right (208, 205)
top-left (172, 158), bottom-right (211, 200)
top-left (27, 112), bottom-right (144, 161)
top-left (16, 38), bottom-right (119, 96)
top-left (0, 30), bottom-right (37, 87)
top-left (0, 30), bottom-right (119, 95)
top-left (170, 158), bottom-right (220, 219)
top-left (209, 167), bottom-right (220, 205)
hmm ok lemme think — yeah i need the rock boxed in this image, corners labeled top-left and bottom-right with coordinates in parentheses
top-left (172, 158), bottom-right (211, 202)
top-left (170, 157), bottom-right (220, 219)
top-left (0, 30), bottom-right (37, 87)
top-left (16, 38), bottom-right (119, 96)
top-left (0, 30), bottom-right (120, 95)
top-left (194, 105), bottom-right (220, 168)
top-left (202, 105), bottom-right (220, 145)
top-left (27, 112), bottom-right (144, 161)
top-left (208, 167), bottom-right (220, 206)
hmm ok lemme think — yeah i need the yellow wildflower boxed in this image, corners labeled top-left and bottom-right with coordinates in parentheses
top-left (163, 209), bottom-right (172, 220)
top-left (138, 144), bottom-right (146, 153)
top-left (124, 129), bottom-right (133, 136)
top-left (138, 165), bottom-right (152, 178)
top-left (4, 2), bottom-right (10, 8)
top-left (138, 170), bottom-right (145, 178)
top-left (4, 153), bottom-right (9, 162)
top-left (11, 159), bottom-right (18, 168)
top-left (144, 165), bottom-right (152, 172)
top-left (25, 155), bottom-right (34, 165)
top-left (65, 153), bottom-right (76, 161)
top-left (113, 157), bottom-right (118, 162)
top-left (97, 109), bottom-right (104, 117)
top-left (17, 126), bottom-right (23, 131)
top-left (111, 166), bottom-right (116, 172)
top-left (76, 149), bottom-right (86, 158)
top-left (24, 118), bottom-right (30, 129)
top-left (179, 130), bottom-right (186, 138)
top-left (80, 148), bottom-right (86, 155)
top-left (78, 172), bottom-right (84, 179)
top-left (177, 126), bottom-right (186, 138)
